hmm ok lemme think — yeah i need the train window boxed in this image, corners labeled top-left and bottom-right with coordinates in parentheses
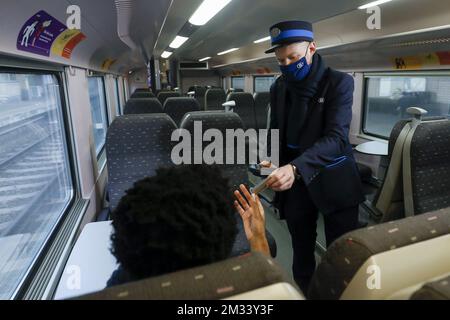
top-left (88, 77), bottom-right (109, 156)
top-left (254, 76), bottom-right (276, 93)
top-left (363, 74), bottom-right (450, 139)
top-left (114, 78), bottom-right (121, 116)
top-left (0, 71), bottom-right (74, 299)
top-left (231, 76), bottom-right (245, 91)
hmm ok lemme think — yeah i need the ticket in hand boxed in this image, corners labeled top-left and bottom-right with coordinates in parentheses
top-left (251, 176), bottom-right (271, 195)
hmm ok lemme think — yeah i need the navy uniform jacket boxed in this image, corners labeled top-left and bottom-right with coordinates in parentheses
top-left (269, 68), bottom-right (364, 216)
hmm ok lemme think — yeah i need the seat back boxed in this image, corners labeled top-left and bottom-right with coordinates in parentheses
top-left (205, 88), bottom-right (226, 111)
top-left (193, 86), bottom-right (207, 110)
top-left (179, 111), bottom-right (247, 189)
top-left (106, 114), bottom-right (177, 210)
top-left (372, 114), bottom-right (449, 222)
top-left (131, 91), bottom-right (155, 99)
top-left (75, 253), bottom-right (302, 300)
top-left (226, 92), bottom-right (257, 129)
top-left (163, 97), bottom-right (200, 127)
top-left (308, 207), bottom-right (450, 300)
top-left (253, 92), bottom-right (270, 130)
top-left (157, 92), bottom-right (181, 106)
top-left (402, 119), bottom-right (450, 216)
top-left (123, 98), bottom-right (163, 115)
top-left (371, 119), bottom-right (412, 222)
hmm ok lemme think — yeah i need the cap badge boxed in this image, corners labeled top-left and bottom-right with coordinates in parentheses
top-left (270, 28), bottom-right (281, 38)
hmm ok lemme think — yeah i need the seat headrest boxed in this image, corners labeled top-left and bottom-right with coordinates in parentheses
top-left (180, 111), bottom-right (244, 133)
top-left (411, 274), bottom-right (450, 300)
top-left (309, 207), bottom-right (450, 300)
top-left (254, 91), bottom-right (270, 100)
top-left (163, 97), bottom-right (200, 111)
top-left (124, 98), bottom-right (163, 115)
top-left (163, 98), bottom-right (201, 126)
top-left (131, 91), bottom-right (155, 99)
top-left (206, 88), bottom-right (226, 96)
top-left (227, 92), bottom-right (253, 101)
top-left (74, 253), bottom-right (298, 300)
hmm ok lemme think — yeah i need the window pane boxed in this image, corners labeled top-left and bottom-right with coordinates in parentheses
top-left (0, 72), bottom-right (73, 299)
top-left (254, 76), bottom-right (275, 93)
top-left (231, 77), bottom-right (245, 91)
top-left (88, 77), bottom-right (108, 156)
top-left (364, 75), bottom-right (450, 138)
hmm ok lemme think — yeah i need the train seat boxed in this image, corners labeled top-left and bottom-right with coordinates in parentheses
top-left (106, 114), bottom-right (177, 210)
top-left (74, 252), bottom-right (303, 300)
top-left (308, 207), bottom-right (450, 300)
top-left (226, 92), bottom-right (257, 129)
top-left (123, 98), bottom-right (163, 115)
top-left (205, 88), bottom-right (226, 111)
top-left (253, 92), bottom-right (270, 130)
top-left (163, 97), bottom-right (200, 127)
top-left (157, 92), bottom-right (181, 106)
top-left (370, 110), bottom-right (450, 222)
top-left (403, 118), bottom-right (450, 216)
top-left (180, 111), bottom-right (277, 258)
top-left (410, 274), bottom-right (450, 300)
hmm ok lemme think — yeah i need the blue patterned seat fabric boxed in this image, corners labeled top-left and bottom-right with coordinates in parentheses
top-left (106, 114), bottom-right (177, 210)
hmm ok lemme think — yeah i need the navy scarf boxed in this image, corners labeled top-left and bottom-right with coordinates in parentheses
top-left (284, 53), bottom-right (327, 148)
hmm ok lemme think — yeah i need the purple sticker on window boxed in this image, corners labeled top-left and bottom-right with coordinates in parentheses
top-left (17, 10), bottom-right (67, 57)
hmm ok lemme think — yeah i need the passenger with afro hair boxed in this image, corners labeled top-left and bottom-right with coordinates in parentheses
top-left (108, 165), bottom-right (270, 287)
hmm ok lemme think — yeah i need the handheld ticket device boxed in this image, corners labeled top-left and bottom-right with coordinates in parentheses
top-left (251, 176), bottom-right (271, 195)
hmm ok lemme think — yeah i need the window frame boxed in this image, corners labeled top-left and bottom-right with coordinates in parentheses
top-left (114, 76), bottom-right (122, 116)
top-left (253, 75), bottom-right (277, 93)
top-left (0, 65), bottom-right (80, 300)
top-left (361, 71), bottom-right (450, 140)
top-left (87, 75), bottom-right (110, 159)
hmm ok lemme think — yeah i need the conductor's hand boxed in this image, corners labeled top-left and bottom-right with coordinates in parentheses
top-left (266, 164), bottom-right (296, 192)
top-left (234, 185), bottom-right (270, 256)
top-left (260, 161), bottom-right (277, 169)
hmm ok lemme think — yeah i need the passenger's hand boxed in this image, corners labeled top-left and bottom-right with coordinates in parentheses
top-left (234, 185), bottom-right (266, 241)
top-left (234, 185), bottom-right (270, 256)
top-left (266, 164), bottom-right (296, 192)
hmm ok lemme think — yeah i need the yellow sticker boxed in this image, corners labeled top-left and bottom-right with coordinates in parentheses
top-left (51, 29), bottom-right (85, 58)
top-left (393, 53), bottom-right (442, 70)
top-left (102, 58), bottom-right (117, 71)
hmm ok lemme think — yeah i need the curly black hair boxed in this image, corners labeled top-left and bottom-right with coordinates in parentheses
top-left (110, 165), bottom-right (238, 280)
